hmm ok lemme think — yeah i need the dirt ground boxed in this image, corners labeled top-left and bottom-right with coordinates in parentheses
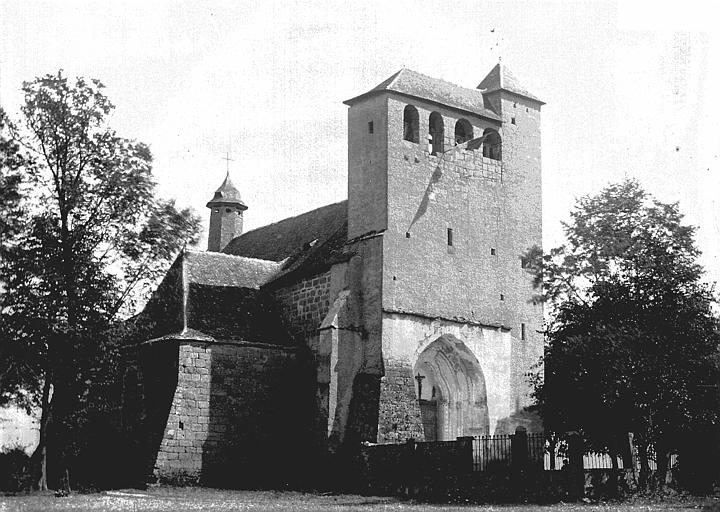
top-left (0, 488), bottom-right (716, 512)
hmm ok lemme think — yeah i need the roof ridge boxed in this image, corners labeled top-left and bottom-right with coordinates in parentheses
top-left (385, 68), bottom-right (405, 90)
top-left (185, 250), bottom-right (280, 266)
top-left (344, 68), bottom-right (501, 121)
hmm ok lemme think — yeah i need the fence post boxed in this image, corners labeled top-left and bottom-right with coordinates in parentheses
top-left (403, 438), bottom-right (417, 497)
top-left (567, 431), bottom-right (585, 500)
top-left (511, 427), bottom-right (529, 498)
top-left (457, 436), bottom-right (474, 474)
top-left (511, 426), bottom-right (529, 471)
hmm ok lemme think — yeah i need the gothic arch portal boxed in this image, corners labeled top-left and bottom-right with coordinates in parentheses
top-left (413, 335), bottom-right (489, 441)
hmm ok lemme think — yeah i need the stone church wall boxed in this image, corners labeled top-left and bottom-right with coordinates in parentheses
top-left (377, 357), bottom-right (425, 443)
top-left (382, 95), bottom-right (512, 328)
top-left (124, 340), bottom-right (311, 486)
top-left (377, 94), bottom-right (543, 423)
top-left (273, 271), bottom-right (333, 341)
top-left (376, 312), bottom-right (542, 442)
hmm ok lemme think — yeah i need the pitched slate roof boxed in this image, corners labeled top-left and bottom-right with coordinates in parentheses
top-left (206, 173), bottom-right (247, 209)
top-left (223, 201), bottom-right (348, 262)
top-left (477, 63), bottom-right (544, 104)
top-left (185, 284), bottom-right (291, 344)
top-left (131, 251), bottom-right (291, 345)
top-left (223, 200), bottom-right (350, 285)
top-left (183, 250), bottom-right (281, 289)
top-left (344, 69), bottom-right (501, 121)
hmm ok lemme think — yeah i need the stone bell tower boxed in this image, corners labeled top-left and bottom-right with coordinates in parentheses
top-left (206, 173), bottom-right (247, 252)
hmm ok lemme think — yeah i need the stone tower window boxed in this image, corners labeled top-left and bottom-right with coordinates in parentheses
top-left (482, 128), bottom-right (502, 160)
top-left (403, 105), bottom-right (419, 143)
top-left (454, 118), bottom-right (473, 145)
top-left (429, 112), bottom-right (444, 155)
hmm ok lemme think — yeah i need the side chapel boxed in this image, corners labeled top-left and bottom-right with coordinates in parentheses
top-left (120, 63), bottom-right (545, 484)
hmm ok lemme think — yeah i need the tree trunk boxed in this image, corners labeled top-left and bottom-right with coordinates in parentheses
top-left (627, 432), bottom-right (639, 489)
top-left (637, 437), bottom-right (650, 492)
top-left (653, 443), bottom-right (669, 492)
top-left (35, 370), bottom-right (53, 491)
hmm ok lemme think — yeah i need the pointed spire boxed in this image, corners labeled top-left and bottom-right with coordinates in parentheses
top-left (206, 172), bottom-right (247, 210)
top-left (206, 172), bottom-right (247, 252)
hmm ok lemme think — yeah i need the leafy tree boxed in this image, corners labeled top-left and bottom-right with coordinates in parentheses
top-left (0, 108), bottom-right (38, 412)
top-left (528, 180), bottom-right (720, 491)
top-left (0, 71), bottom-right (200, 489)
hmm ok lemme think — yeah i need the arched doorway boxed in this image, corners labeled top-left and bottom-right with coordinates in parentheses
top-left (414, 335), bottom-right (489, 441)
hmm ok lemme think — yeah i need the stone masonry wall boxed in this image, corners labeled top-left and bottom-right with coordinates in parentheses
top-left (273, 271), bottom-right (333, 342)
top-left (383, 94), bottom-right (527, 328)
top-left (152, 341), bottom-right (308, 486)
top-left (379, 312), bottom-right (543, 436)
top-left (380, 93), bottom-right (543, 416)
top-left (377, 358), bottom-right (424, 443)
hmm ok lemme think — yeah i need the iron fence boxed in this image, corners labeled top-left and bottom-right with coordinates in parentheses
top-left (373, 432), bottom-right (677, 474)
top-left (470, 432), bottom-right (545, 471)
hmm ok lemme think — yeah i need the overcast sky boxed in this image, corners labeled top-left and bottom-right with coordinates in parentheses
top-left (1, 0), bottom-right (718, 284)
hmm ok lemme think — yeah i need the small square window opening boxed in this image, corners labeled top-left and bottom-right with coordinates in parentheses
top-left (490, 248), bottom-right (496, 255)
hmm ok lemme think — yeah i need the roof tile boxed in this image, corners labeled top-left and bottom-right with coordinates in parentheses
top-left (223, 201), bottom-right (347, 262)
top-left (477, 63), bottom-right (543, 103)
top-left (184, 250), bottom-right (281, 289)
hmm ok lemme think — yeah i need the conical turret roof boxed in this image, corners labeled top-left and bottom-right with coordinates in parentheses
top-left (206, 173), bottom-right (247, 209)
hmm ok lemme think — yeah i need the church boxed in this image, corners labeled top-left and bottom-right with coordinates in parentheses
top-left (119, 63), bottom-right (545, 485)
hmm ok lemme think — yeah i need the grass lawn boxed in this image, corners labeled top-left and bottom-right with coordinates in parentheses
top-left (0, 488), bottom-right (716, 512)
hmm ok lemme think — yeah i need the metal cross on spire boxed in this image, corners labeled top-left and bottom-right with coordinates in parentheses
top-left (222, 151), bottom-right (234, 176)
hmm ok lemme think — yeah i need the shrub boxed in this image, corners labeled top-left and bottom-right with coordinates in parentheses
top-left (0, 445), bottom-right (32, 493)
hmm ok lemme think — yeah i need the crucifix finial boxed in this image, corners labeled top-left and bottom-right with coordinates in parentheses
top-left (222, 151), bottom-right (234, 176)
top-left (415, 373), bottom-right (425, 399)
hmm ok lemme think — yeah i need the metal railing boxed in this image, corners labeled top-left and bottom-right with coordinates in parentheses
top-left (470, 432), bottom-right (545, 471)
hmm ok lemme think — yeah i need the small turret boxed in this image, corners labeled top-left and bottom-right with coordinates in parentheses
top-left (206, 173), bottom-right (248, 252)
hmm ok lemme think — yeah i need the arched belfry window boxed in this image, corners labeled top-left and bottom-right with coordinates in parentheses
top-left (455, 119), bottom-right (473, 145)
top-left (403, 105), bottom-right (419, 143)
top-left (428, 112), bottom-right (444, 155)
top-left (482, 128), bottom-right (502, 160)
